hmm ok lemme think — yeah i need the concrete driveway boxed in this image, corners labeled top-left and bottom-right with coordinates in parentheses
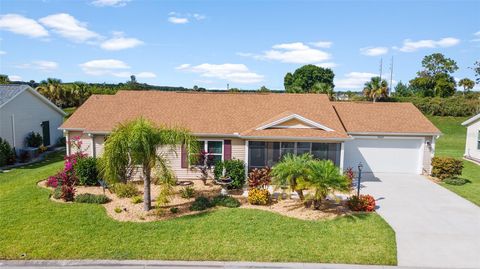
top-left (361, 173), bottom-right (480, 269)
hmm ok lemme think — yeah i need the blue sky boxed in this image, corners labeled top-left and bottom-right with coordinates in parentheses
top-left (0, 0), bottom-right (479, 91)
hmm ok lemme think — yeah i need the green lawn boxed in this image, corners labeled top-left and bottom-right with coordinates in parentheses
top-left (63, 107), bottom-right (77, 118)
top-left (429, 116), bottom-right (480, 205)
top-left (0, 152), bottom-right (396, 264)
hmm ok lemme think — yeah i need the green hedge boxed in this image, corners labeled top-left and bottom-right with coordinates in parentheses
top-left (388, 96), bottom-right (480, 117)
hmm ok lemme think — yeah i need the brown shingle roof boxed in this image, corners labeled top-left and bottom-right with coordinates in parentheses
top-left (61, 91), bottom-right (348, 139)
top-left (61, 91), bottom-right (440, 138)
top-left (333, 102), bottom-right (440, 134)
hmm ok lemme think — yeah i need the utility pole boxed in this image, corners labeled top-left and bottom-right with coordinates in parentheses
top-left (379, 58), bottom-right (383, 81)
top-left (389, 56), bottom-right (394, 96)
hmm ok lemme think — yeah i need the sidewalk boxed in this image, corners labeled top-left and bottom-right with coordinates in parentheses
top-left (0, 260), bottom-right (439, 269)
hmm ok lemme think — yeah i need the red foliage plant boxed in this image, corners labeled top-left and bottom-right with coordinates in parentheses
top-left (46, 176), bottom-right (59, 188)
top-left (248, 167), bottom-right (271, 189)
top-left (347, 194), bottom-right (376, 212)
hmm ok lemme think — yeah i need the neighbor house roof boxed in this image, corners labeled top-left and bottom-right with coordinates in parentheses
top-left (333, 102), bottom-right (440, 135)
top-left (61, 91), bottom-right (440, 139)
top-left (462, 113), bottom-right (480, 126)
top-left (0, 84), bottom-right (66, 116)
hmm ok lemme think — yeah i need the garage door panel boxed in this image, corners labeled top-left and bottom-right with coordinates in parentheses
top-left (344, 138), bottom-right (423, 174)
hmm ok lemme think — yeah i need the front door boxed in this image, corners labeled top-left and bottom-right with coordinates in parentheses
top-left (41, 121), bottom-right (50, 146)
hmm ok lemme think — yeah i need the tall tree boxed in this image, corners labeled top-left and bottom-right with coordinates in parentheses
top-left (458, 78), bottom-right (475, 95)
top-left (257, 85), bottom-right (271, 92)
top-left (409, 53), bottom-right (458, 97)
top-left (473, 61), bottom-right (480, 84)
top-left (0, 75), bottom-right (10, 84)
top-left (284, 65), bottom-right (335, 93)
top-left (363, 76), bottom-right (388, 102)
top-left (36, 78), bottom-right (63, 106)
top-left (101, 118), bottom-right (198, 211)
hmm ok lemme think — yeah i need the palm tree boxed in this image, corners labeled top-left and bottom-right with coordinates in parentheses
top-left (101, 118), bottom-right (198, 211)
top-left (363, 76), bottom-right (388, 102)
top-left (311, 82), bottom-right (334, 99)
top-left (271, 154), bottom-right (312, 200)
top-left (458, 78), bottom-right (475, 95)
top-left (36, 78), bottom-right (63, 106)
top-left (305, 160), bottom-right (349, 209)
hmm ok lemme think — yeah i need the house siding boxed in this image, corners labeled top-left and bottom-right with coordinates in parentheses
top-left (67, 132), bottom-right (246, 180)
top-left (465, 120), bottom-right (480, 162)
top-left (0, 90), bottom-right (63, 150)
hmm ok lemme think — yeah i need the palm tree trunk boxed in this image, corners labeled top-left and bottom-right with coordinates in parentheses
top-left (296, 189), bottom-right (304, 200)
top-left (143, 166), bottom-right (152, 211)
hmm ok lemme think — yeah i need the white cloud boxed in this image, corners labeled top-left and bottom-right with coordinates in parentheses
top-left (135, 72), bottom-right (157, 78)
top-left (472, 31), bottom-right (480, 42)
top-left (39, 13), bottom-right (100, 43)
top-left (242, 42), bottom-right (331, 64)
top-left (0, 14), bottom-right (49, 38)
top-left (360, 46), bottom-right (388, 56)
top-left (80, 59), bottom-right (130, 76)
top-left (8, 75), bottom-right (22, 81)
top-left (0, 50), bottom-right (5, 55)
top-left (168, 17), bottom-right (189, 24)
top-left (91, 0), bottom-right (130, 7)
top-left (100, 32), bottom-right (143, 50)
top-left (394, 37), bottom-right (460, 52)
top-left (309, 41), bottom-right (332, 48)
top-left (167, 12), bottom-right (206, 24)
top-left (316, 62), bottom-right (338, 68)
top-left (80, 59), bottom-right (155, 78)
top-left (17, 60), bottom-right (58, 71)
top-left (176, 63), bottom-right (264, 84)
top-left (335, 72), bottom-right (378, 89)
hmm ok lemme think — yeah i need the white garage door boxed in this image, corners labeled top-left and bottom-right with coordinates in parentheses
top-left (344, 137), bottom-right (424, 174)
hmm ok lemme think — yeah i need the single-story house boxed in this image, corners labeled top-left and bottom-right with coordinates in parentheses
top-left (0, 85), bottom-right (66, 151)
top-left (61, 91), bottom-right (440, 178)
top-left (462, 113), bottom-right (480, 163)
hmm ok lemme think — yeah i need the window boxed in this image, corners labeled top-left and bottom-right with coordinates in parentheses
top-left (248, 141), bottom-right (341, 170)
top-left (195, 140), bottom-right (223, 165)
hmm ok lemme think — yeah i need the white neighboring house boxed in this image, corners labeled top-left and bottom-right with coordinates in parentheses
top-left (462, 113), bottom-right (480, 163)
top-left (0, 85), bottom-right (66, 151)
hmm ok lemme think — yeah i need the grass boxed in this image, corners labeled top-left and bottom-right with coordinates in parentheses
top-left (0, 151), bottom-right (396, 264)
top-left (63, 107), bottom-right (77, 118)
top-left (428, 116), bottom-right (480, 206)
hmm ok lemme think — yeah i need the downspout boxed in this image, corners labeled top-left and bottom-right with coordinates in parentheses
top-left (11, 114), bottom-right (16, 151)
top-left (91, 134), bottom-right (96, 158)
top-left (339, 142), bottom-right (345, 171)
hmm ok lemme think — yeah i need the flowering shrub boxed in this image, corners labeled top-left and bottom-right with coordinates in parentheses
top-left (431, 157), bottom-right (463, 180)
top-left (344, 167), bottom-right (354, 186)
top-left (46, 176), bottom-right (59, 188)
top-left (347, 195), bottom-right (376, 212)
top-left (248, 167), bottom-right (271, 189)
top-left (248, 188), bottom-right (270, 205)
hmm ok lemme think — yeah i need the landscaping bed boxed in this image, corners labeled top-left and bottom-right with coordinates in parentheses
top-left (39, 178), bottom-right (352, 222)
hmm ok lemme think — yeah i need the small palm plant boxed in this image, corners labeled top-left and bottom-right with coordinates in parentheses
top-left (101, 118), bottom-right (198, 211)
top-left (271, 154), bottom-right (312, 200)
top-left (305, 159), bottom-right (350, 209)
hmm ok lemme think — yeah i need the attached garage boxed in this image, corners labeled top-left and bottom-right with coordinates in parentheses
top-left (343, 137), bottom-right (424, 174)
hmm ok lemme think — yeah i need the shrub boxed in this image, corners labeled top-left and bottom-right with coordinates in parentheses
top-left (56, 136), bottom-right (66, 147)
top-left (212, 195), bottom-right (241, 208)
top-left (38, 145), bottom-right (48, 153)
top-left (131, 195), bottom-right (143, 204)
top-left (19, 151), bottom-right (30, 163)
top-left (46, 176), bottom-right (59, 188)
top-left (443, 177), bottom-right (469, 186)
top-left (431, 157), bottom-right (463, 180)
top-left (75, 193), bottom-right (110, 204)
top-left (222, 159), bottom-right (246, 189)
top-left (0, 138), bottom-right (15, 166)
top-left (179, 186), bottom-right (195, 199)
top-left (213, 160), bottom-right (224, 180)
top-left (347, 195), bottom-right (376, 212)
top-left (248, 188), bottom-right (270, 205)
top-left (111, 182), bottom-right (139, 198)
top-left (24, 132), bottom-right (43, 147)
top-left (248, 167), bottom-right (271, 189)
top-left (344, 167), bottom-right (354, 186)
top-left (170, 207), bottom-right (179, 214)
top-left (52, 187), bottom-right (62, 199)
top-left (61, 185), bottom-right (75, 202)
top-left (114, 207), bottom-right (122, 213)
top-left (389, 96), bottom-right (480, 117)
top-left (75, 157), bottom-right (99, 186)
top-left (189, 196), bottom-right (213, 211)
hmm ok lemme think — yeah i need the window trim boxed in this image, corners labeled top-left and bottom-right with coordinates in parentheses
top-left (195, 139), bottom-right (224, 166)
